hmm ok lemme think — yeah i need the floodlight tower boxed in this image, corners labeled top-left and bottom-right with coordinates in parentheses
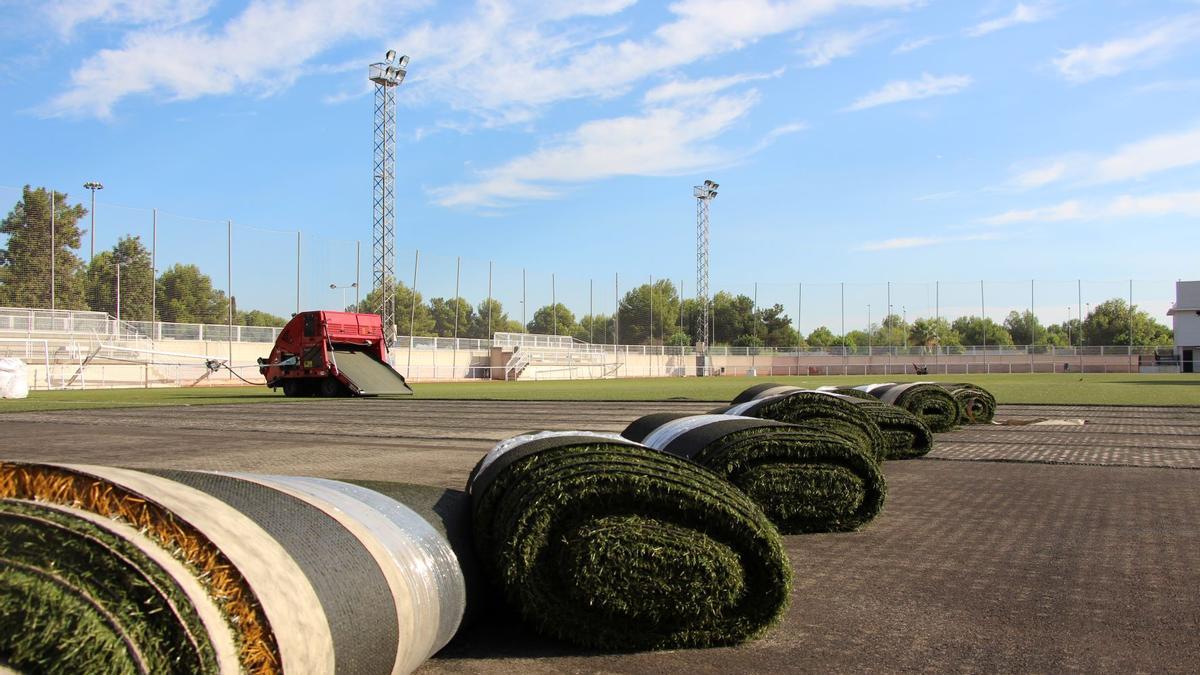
top-left (694, 179), bottom-right (718, 374)
top-left (369, 50), bottom-right (408, 344)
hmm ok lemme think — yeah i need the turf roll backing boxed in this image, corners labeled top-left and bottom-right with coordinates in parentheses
top-left (622, 413), bottom-right (885, 534)
top-left (812, 386), bottom-right (935, 459)
top-left (467, 431), bottom-right (791, 650)
top-left (940, 382), bottom-right (997, 424)
top-left (720, 384), bottom-right (887, 462)
top-left (0, 462), bottom-right (472, 675)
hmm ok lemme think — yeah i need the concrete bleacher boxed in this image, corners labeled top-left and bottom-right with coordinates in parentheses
top-left (489, 332), bottom-right (618, 380)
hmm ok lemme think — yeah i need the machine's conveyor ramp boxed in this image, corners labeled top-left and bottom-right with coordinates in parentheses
top-left (333, 350), bottom-right (413, 395)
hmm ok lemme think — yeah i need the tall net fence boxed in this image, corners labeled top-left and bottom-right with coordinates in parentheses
top-left (0, 184), bottom-right (1182, 353)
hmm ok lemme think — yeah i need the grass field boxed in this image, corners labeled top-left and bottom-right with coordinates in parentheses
top-left (2, 373), bottom-right (1197, 413)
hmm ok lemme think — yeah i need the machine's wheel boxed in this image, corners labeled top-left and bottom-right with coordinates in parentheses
top-left (318, 378), bottom-right (346, 398)
top-left (282, 379), bottom-right (302, 397)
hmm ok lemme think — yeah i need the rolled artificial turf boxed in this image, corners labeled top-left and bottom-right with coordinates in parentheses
top-left (939, 382), bottom-right (997, 424)
top-left (467, 431), bottom-right (791, 650)
top-left (0, 462), bottom-right (473, 675)
top-left (622, 413), bottom-right (885, 534)
top-left (720, 384), bottom-right (887, 462)
top-left (813, 386), bottom-right (935, 459)
top-left (821, 383), bottom-right (962, 433)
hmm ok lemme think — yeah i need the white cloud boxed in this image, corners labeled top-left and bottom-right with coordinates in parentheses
top-left (1009, 160), bottom-right (1068, 189)
top-left (979, 200), bottom-right (1082, 225)
top-left (1003, 123), bottom-right (1200, 190)
top-left (893, 36), bottom-right (935, 54)
top-left (798, 22), bottom-right (892, 68)
top-left (844, 72), bottom-right (972, 111)
top-left (431, 90), bottom-right (761, 208)
top-left (1092, 125), bottom-right (1200, 183)
top-left (643, 69), bottom-right (782, 103)
top-left (1053, 14), bottom-right (1200, 83)
top-left (397, 0), bottom-right (922, 123)
top-left (965, 2), bottom-right (1053, 38)
top-left (44, 0), bottom-right (404, 118)
top-left (46, 0), bottom-right (214, 36)
top-left (978, 191), bottom-right (1200, 224)
top-left (858, 232), bottom-right (1000, 251)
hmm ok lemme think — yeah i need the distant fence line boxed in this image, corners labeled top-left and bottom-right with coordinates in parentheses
top-left (0, 306), bottom-right (1175, 359)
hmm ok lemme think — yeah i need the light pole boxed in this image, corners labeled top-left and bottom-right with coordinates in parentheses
top-left (84, 181), bottom-right (103, 261)
top-left (114, 257), bottom-right (128, 337)
top-left (330, 282), bottom-right (358, 310)
top-left (902, 306), bottom-right (907, 349)
top-left (694, 179), bottom-right (718, 375)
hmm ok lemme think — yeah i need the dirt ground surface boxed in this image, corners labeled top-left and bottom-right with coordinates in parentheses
top-left (3, 400), bottom-right (1199, 673)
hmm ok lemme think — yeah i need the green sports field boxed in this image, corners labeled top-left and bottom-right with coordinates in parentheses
top-left (2, 373), bottom-right (1197, 413)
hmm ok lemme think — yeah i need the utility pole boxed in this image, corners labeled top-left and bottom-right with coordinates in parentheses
top-left (370, 50), bottom-right (408, 344)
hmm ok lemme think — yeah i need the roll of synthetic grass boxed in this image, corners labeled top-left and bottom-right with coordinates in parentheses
top-left (622, 413), bottom-right (884, 534)
top-left (0, 462), bottom-right (471, 675)
top-left (467, 431), bottom-right (790, 650)
top-left (850, 382), bottom-right (962, 432)
top-left (813, 386), bottom-right (934, 459)
top-left (939, 382), bottom-right (996, 424)
top-left (720, 384), bottom-right (887, 462)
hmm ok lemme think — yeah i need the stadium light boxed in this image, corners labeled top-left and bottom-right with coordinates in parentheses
top-left (330, 282), bottom-right (358, 310)
top-left (83, 181), bottom-right (103, 261)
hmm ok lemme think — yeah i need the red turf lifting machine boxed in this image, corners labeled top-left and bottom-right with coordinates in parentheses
top-left (258, 311), bottom-right (413, 397)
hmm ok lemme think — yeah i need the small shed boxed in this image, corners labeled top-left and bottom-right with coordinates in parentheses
top-left (1166, 280), bottom-right (1200, 373)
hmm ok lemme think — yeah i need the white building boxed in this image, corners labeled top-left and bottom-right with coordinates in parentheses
top-left (1167, 280), bottom-right (1200, 373)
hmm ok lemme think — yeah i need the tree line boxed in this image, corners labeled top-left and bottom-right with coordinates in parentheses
top-left (0, 186), bottom-right (1174, 346)
top-left (0, 186), bottom-right (286, 326)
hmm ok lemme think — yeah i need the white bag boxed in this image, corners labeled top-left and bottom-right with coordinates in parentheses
top-left (0, 358), bottom-right (30, 399)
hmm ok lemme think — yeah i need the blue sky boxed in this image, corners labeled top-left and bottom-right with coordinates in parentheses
top-left (1, 0), bottom-right (1198, 330)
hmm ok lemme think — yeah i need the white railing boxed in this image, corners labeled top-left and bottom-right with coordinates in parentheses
top-left (0, 308), bottom-right (1177, 358)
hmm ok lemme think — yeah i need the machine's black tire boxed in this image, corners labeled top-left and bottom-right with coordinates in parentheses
top-left (282, 379), bottom-right (302, 397)
top-left (318, 378), bottom-right (346, 398)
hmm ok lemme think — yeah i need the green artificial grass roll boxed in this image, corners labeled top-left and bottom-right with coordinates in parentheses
top-left (854, 382), bottom-right (962, 432)
top-left (940, 382), bottom-right (996, 424)
top-left (721, 385), bottom-right (887, 462)
top-left (623, 413), bottom-right (885, 534)
top-left (467, 431), bottom-right (791, 650)
top-left (0, 462), bottom-right (473, 675)
top-left (814, 387), bottom-right (935, 459)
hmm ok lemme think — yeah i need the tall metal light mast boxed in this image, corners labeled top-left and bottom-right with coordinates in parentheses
top-left (369, 50), bottom-right (408, 343)
top-left (694, 179), bottom-right (718, 374)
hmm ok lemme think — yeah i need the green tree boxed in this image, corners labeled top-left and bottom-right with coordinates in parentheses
top-left (874, 314), bottom-right (908, 346)
top-left (617, 279), bottom-right (681, 344)
top-left (665, 331), bottom-right (691, 347)
top-left (353, 281), bottom-right (434, 335)
top-left (844, 329), bottom-right (869, 350)
top-left (1082, 299), bottom-right (1172, 346)
top-left (711, 291), bottom-right (755, 345)
top-left (238, 309), bottom-right (287, 327)
top-left (908, 317), bottom-right (959, 351)
top-left (575, 313), bottom-right (614, 343)
top-left (757, 303), bottom-right (800, 347)
top-left (1003, 310), bottom-right (1045, 345)
top-left (468, 298), bottom-right (519, 338)
top-left (85, 236), bottom-right (154, 320)
top-left (733, 333), bottom-right (764, 348)
top-left (0, 186), bottom-right (88, 309)
top-left (156, 264), bottom-right (229, 323)
top-left (951, 316), bottom-right (1013, 346)
top-left (429, 296), bottom-right (476, 337)
top-left (527, 303), bottom-right (576, 336)
top-left (806, 326), bottom-right (837, 347)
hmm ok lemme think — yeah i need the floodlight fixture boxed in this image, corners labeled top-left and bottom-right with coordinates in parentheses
top-left (385, 49), bottom-right (397, 62)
